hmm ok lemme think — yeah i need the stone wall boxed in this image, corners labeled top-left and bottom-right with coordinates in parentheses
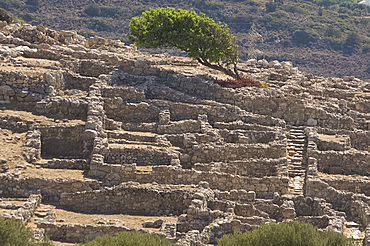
top-left (102, 86), bottom-right (145, 102)
top-left (102, 146), bottom-right (178, 166)
top-left (189, 142), bottom-right (286, 164)
top-left (39, 158), bottom-right (88, 170)
top-left (0, 71), bottom-right (55, 103)
top-left (88, 163), bottom-right (289, 196)
top-left (63, 72), bottom-right (97, 91)
top-left (304, 158), bottom-right (370, 228)
top-left (309, 150), bottom-right (370, 176)
top-left (38, 124), bottom-right (86, 158)
top-left (0, 114), bottom-right (32, 132)
top-left (193, 158), bottom-right (287, 178)
top-left (146, 71), bottom-right (355, 129)
top-left (11, 194), bottom-right (41, 222)
top-left (38, 221), bottom-right (132, 243)
top-left (23, 130), bottom-right (41, 163)
top-left (317, 128), bottom-right (370, 151)
top-left (320, 175), bottom-right (370, 197)
top-left (59, 183), bottom-right (195, 216)
top-left (0, 174), bottom-right (99, 201)
top-left (35, 97), bottom-right (88, 120)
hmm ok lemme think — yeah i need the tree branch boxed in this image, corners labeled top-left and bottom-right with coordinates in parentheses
top-left (196, 57), bottom-right (239, 79)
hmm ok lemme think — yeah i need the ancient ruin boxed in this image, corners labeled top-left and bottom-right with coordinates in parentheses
top-left (0, 20), bottom-right (369, 245)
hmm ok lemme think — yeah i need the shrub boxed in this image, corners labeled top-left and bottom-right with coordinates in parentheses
top-left (218, 221), bottom-right (355, 246)
top-left (0, 217), bottom-right (52, 246)
top-left (79, 231), bottom-right (177, 246)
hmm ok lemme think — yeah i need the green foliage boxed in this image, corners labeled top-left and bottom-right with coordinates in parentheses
top-left (263, 10), bottom-right (287, 30)
top-left (0, 217), bottom-right (52, 246)
top-left (89, 18), bottom-right (113, 32)
top-left (0, 7), bottom-right (13, 23)
top-left (129, 7), bottom-right (239, 77)
top-left (84, 4), bottom-right (101, 17)
top-left (218, 221), bottom-right (355, 246)
top-left (79, 231), bottom-right (177, 246)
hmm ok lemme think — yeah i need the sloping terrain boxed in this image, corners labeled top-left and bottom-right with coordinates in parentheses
top-left (0, 0), bottom-right (370, 79)
top-left (0, 20), bottom-right (370, 245)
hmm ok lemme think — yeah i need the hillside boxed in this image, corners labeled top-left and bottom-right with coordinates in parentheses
top-left (0, 0), bottom-right (369, 80)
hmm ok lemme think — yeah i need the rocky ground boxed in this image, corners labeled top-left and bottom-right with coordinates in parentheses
top-left (0, 20), bottom-right (370, 245)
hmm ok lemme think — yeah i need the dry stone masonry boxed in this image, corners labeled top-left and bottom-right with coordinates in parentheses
top-left (0, 21), bottom-right (369, 245)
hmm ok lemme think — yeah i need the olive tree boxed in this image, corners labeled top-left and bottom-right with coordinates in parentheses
top-left (128, 7), bottom-right (240, 78)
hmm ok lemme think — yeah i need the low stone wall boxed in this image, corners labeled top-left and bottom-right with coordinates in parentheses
top-left (189, 143), bottom-right (286, 164)
top-left (23, 130), bottom-right (41, 163)
top-left (11, 194), bottom-right (41, 222)
top-left (35, 96), bottom-right (88, 120)
top-left (105, 101), bottom-right (159, 123)
top-left (315, 135), bottom-right (351, 151)
top-left (102, 146), bottom-right (178, 166)
top-left (219, 130), bottom-right (280, 144)
top-left (320, 175), bottom-right (370, 196)
top-left (214, 190), bottom-right (256, 202)
top-left (59, 183), bottom-right (195, 216)
top-left (213, 122), bottom-right (280, 131)
top-left (309, 149), bottom-right (370, 176)
top-left (317, 127), bottom-right (370, 151)
top-left (63, 72), bottom-right (97, 91)
top-left (88, 163), bottom-right (289, 196)
top-left (0, 71), bottom-right (55, 102)
top-left (0, 174), bottom-right (99, 201)
top-left (193, 158), bottom-right (287, 178)
top-left (0, 114), bottom-right (31, 132)
top-left (38, 124), bottom-right (86, 159)
top-left (38, 221), bottom-right (133, 243)
top-left (39, 158), bottom-right (88, 170)
top-left (102, 86), bottom-right (145, 102)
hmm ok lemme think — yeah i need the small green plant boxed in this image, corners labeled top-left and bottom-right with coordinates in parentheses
top-left (218, 221), bottom-right (356, 246)
top-left (79, 231), bottom-right (177, 246)
top-left (0, 217), bottom-right (52, 246)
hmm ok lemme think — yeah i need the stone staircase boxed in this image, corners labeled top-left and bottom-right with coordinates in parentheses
top-left (287, 126), bottom-right (307, 195)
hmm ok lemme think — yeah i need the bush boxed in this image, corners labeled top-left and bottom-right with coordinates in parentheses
top-left (218, 221), bottom-right (355, 246)
top-left (79, 231), bottom-right (177, 246)
top-left (0, 217), bottom-right (52, 246)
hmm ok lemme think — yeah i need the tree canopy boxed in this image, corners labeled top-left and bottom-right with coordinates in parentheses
top-left (218, 221), bottom-right (355, 246)
top-left (128, 7), bottom-right (240, 78)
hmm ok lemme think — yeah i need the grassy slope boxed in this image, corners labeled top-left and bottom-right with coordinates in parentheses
top-left (1, 0), bottom-right (369, 79)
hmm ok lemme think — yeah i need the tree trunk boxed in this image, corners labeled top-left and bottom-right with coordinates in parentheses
top-left (196, 58), bottom-right (240, 79)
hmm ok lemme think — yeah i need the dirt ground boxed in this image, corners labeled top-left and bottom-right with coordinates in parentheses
top-left (0, 129), bottom-right (27, 170)
top-left (28, 203), bottom-right (178, 246)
